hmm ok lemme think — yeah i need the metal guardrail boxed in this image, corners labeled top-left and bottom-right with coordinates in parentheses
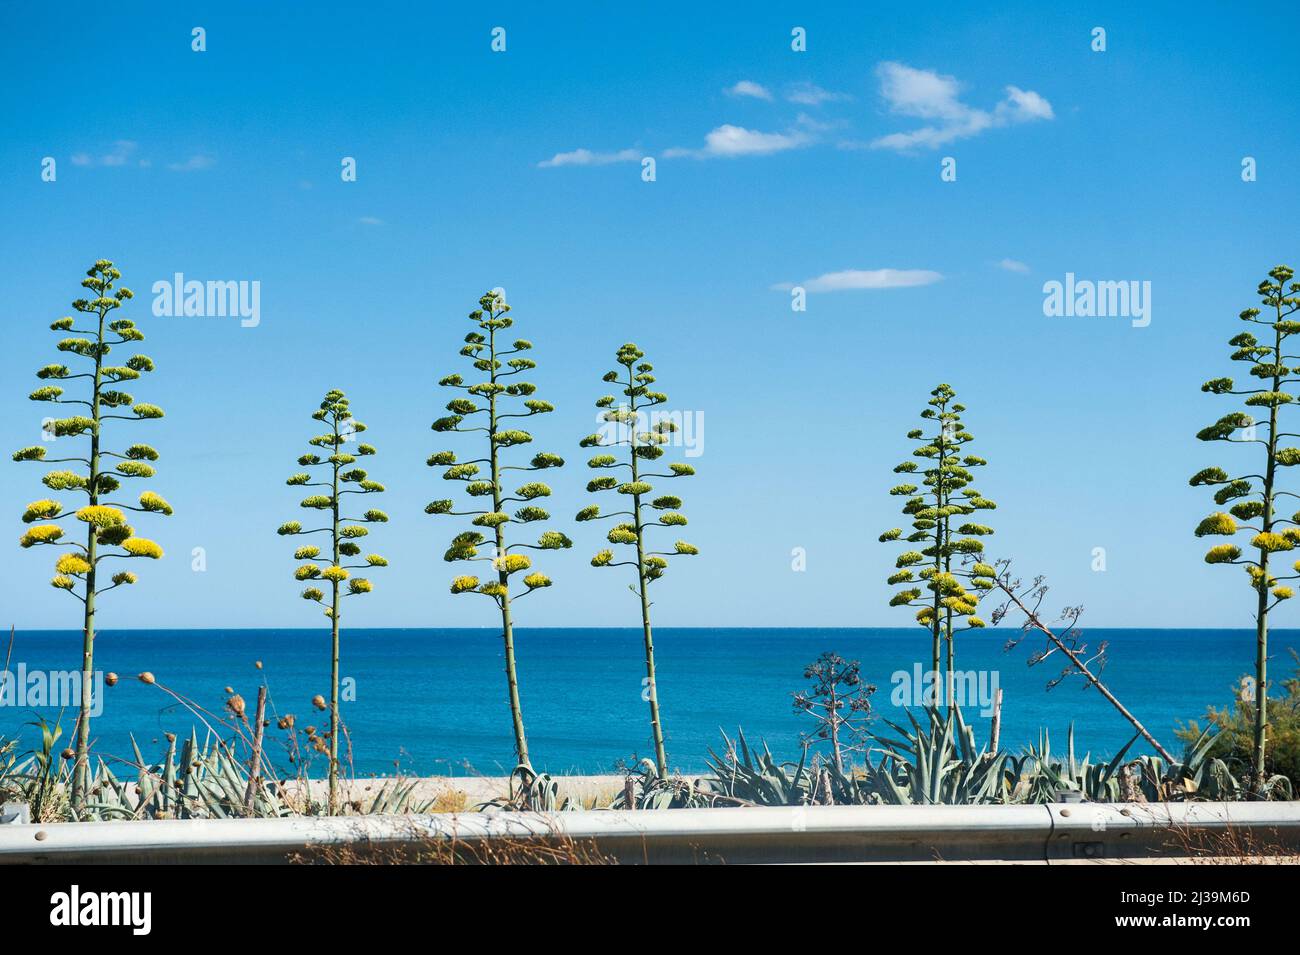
top-left (2, 802), bottom-right (1299, 864)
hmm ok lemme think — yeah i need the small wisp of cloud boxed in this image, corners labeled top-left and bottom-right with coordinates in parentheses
top-left (772, 268), bottom-right (943, 293)
top-left (665, 124), bottom-right (810, 160)
top-left (537, 147), bottom-right (640, 168)
top-left (785, 82), bottom-right (851, 106)
top-left (998, 258), bottom-right (1030, 273)
top-left (725, 80), bottom-right (772, 101)
top-left (167, 154), bottom-right (216, 172)
top-left (71, 140), bottom-right (143, 168)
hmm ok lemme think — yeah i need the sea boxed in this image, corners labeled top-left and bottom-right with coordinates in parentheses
top-left (1, 627), bottom-right (1289, 777)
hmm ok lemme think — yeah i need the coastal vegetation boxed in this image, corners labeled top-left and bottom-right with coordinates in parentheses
top-left (1179, 652), bottom-right (1300, 791)
top-left (425, 291), bottom-right (571, 770)
top-left (1191, 264), bottom-right (1300, 795)
top-left (577, 343), bottom-right (698, 779)
top-left (11, 260), bottom-right (171, 810)
top-left (879, 384), bottom-right (996, 706)
top-left (6, 262), bottom-right (1300, 825)
top-left (277, 389), bottom-right (389, 813)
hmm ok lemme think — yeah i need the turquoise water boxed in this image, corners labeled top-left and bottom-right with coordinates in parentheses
top-left (1, 627), bottom-right (1289, 776)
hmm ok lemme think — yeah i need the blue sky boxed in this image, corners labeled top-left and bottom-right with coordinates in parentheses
top-left (1, 1), bottom-right (1297, 630)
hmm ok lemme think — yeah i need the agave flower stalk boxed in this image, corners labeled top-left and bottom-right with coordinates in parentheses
top-left (426, 292), bottom-right (571, 769)
top-left (13, 260), bottom-right (171, 807)
top-left (986, 559), bottom-right (1176, 764)
top-left (277, 389), bottom-right (388, 813)
top-left (1190, 264), bottom-right (1300, 792)
top-left (793, 652), bottom-right (875, 773)
top-left (576, 343), bottom-right (698, 779)
top-left (879, 384), bottom-right (996, 707)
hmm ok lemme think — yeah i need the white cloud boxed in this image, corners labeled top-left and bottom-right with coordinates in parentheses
top-left (998, 85), bottom-right (1053, 122)
top-left (70, 140), bottom-right (140, 167)
top-left (664, 124), bottom-right (810, 159)
top-left (786, 82), bottom-right (850, 106)
top-left (358, 216), bottom-right (384, 226)
top-left (870, 62), bottom-right (1053, 151)
top-left (877, 62), bottom-right (968, 121)
top-left (537, 147), bottom-right (640, 168)
top-left (998, 258), bottom-right (1030, 273)
top-left (725, 80), bottom-right (772, 101)
top-left (794, 112), bottom-right (840, 134)
top-left (167, 155), bottom-right (215, 172)
top-left (771, 268), bottom-right (943, 293)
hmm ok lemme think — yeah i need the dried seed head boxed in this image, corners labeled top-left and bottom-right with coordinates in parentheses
top-left (254, 660), bottom-right (263, 670)
top-left (138, 671), bottom-right (155, 685)
top-left (226, 693), bottom-right (246, 718)
top-left (311, 694), bottom-right (326, 711)
top-left (224, 686), bottom-right (234, 695)
top-left (104, 672), bottom-right (118, 687)
top-left (61, 748), bottom-right (75, 760)
top-left (277, 714), bottom-right (296, 730)
top-left (165, 732), bottom-right (176, 743)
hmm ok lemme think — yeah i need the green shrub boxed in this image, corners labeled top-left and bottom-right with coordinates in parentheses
top-left (1178, 653), bottom-right (1300, 792)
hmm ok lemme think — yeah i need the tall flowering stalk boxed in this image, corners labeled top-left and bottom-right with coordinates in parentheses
top-left (1191, 264), bottom-right (1300, 793)
top-left (879, 384), bottom-right (996, 706)
top-left (426, 292), bottom-right (571, 769)
top-left (277, 389), bottom-right (388, 813)
top-left (13, 259), bottom-right (171, 807)
top-left (576, 343), bottom-right (698, 779)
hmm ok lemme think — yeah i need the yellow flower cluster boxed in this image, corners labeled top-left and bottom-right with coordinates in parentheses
top-left (55, 553), bottom-right (92, 576)
top-left (76, 505), bottom-right (126, 528)
top-left (1204, 544), bottom-right (1242, 564)
top-left (495, 553), bottom-right (531, 575)
top-left (121, 537), bottom-right (163, 559)
top-left (19, 524), bottom-right (64, 548)
top-left (22, 499), bottom-right (62, 523)
top-left (138, 491), bottom-right (174, 515)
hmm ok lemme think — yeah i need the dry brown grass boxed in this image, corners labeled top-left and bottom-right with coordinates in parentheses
top-left (429, 787), bottom-right (470, 813)
top-left (1164, 821), bottom-right (1300, 864)
top-left (292, 830), bottom-right (614, 865)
